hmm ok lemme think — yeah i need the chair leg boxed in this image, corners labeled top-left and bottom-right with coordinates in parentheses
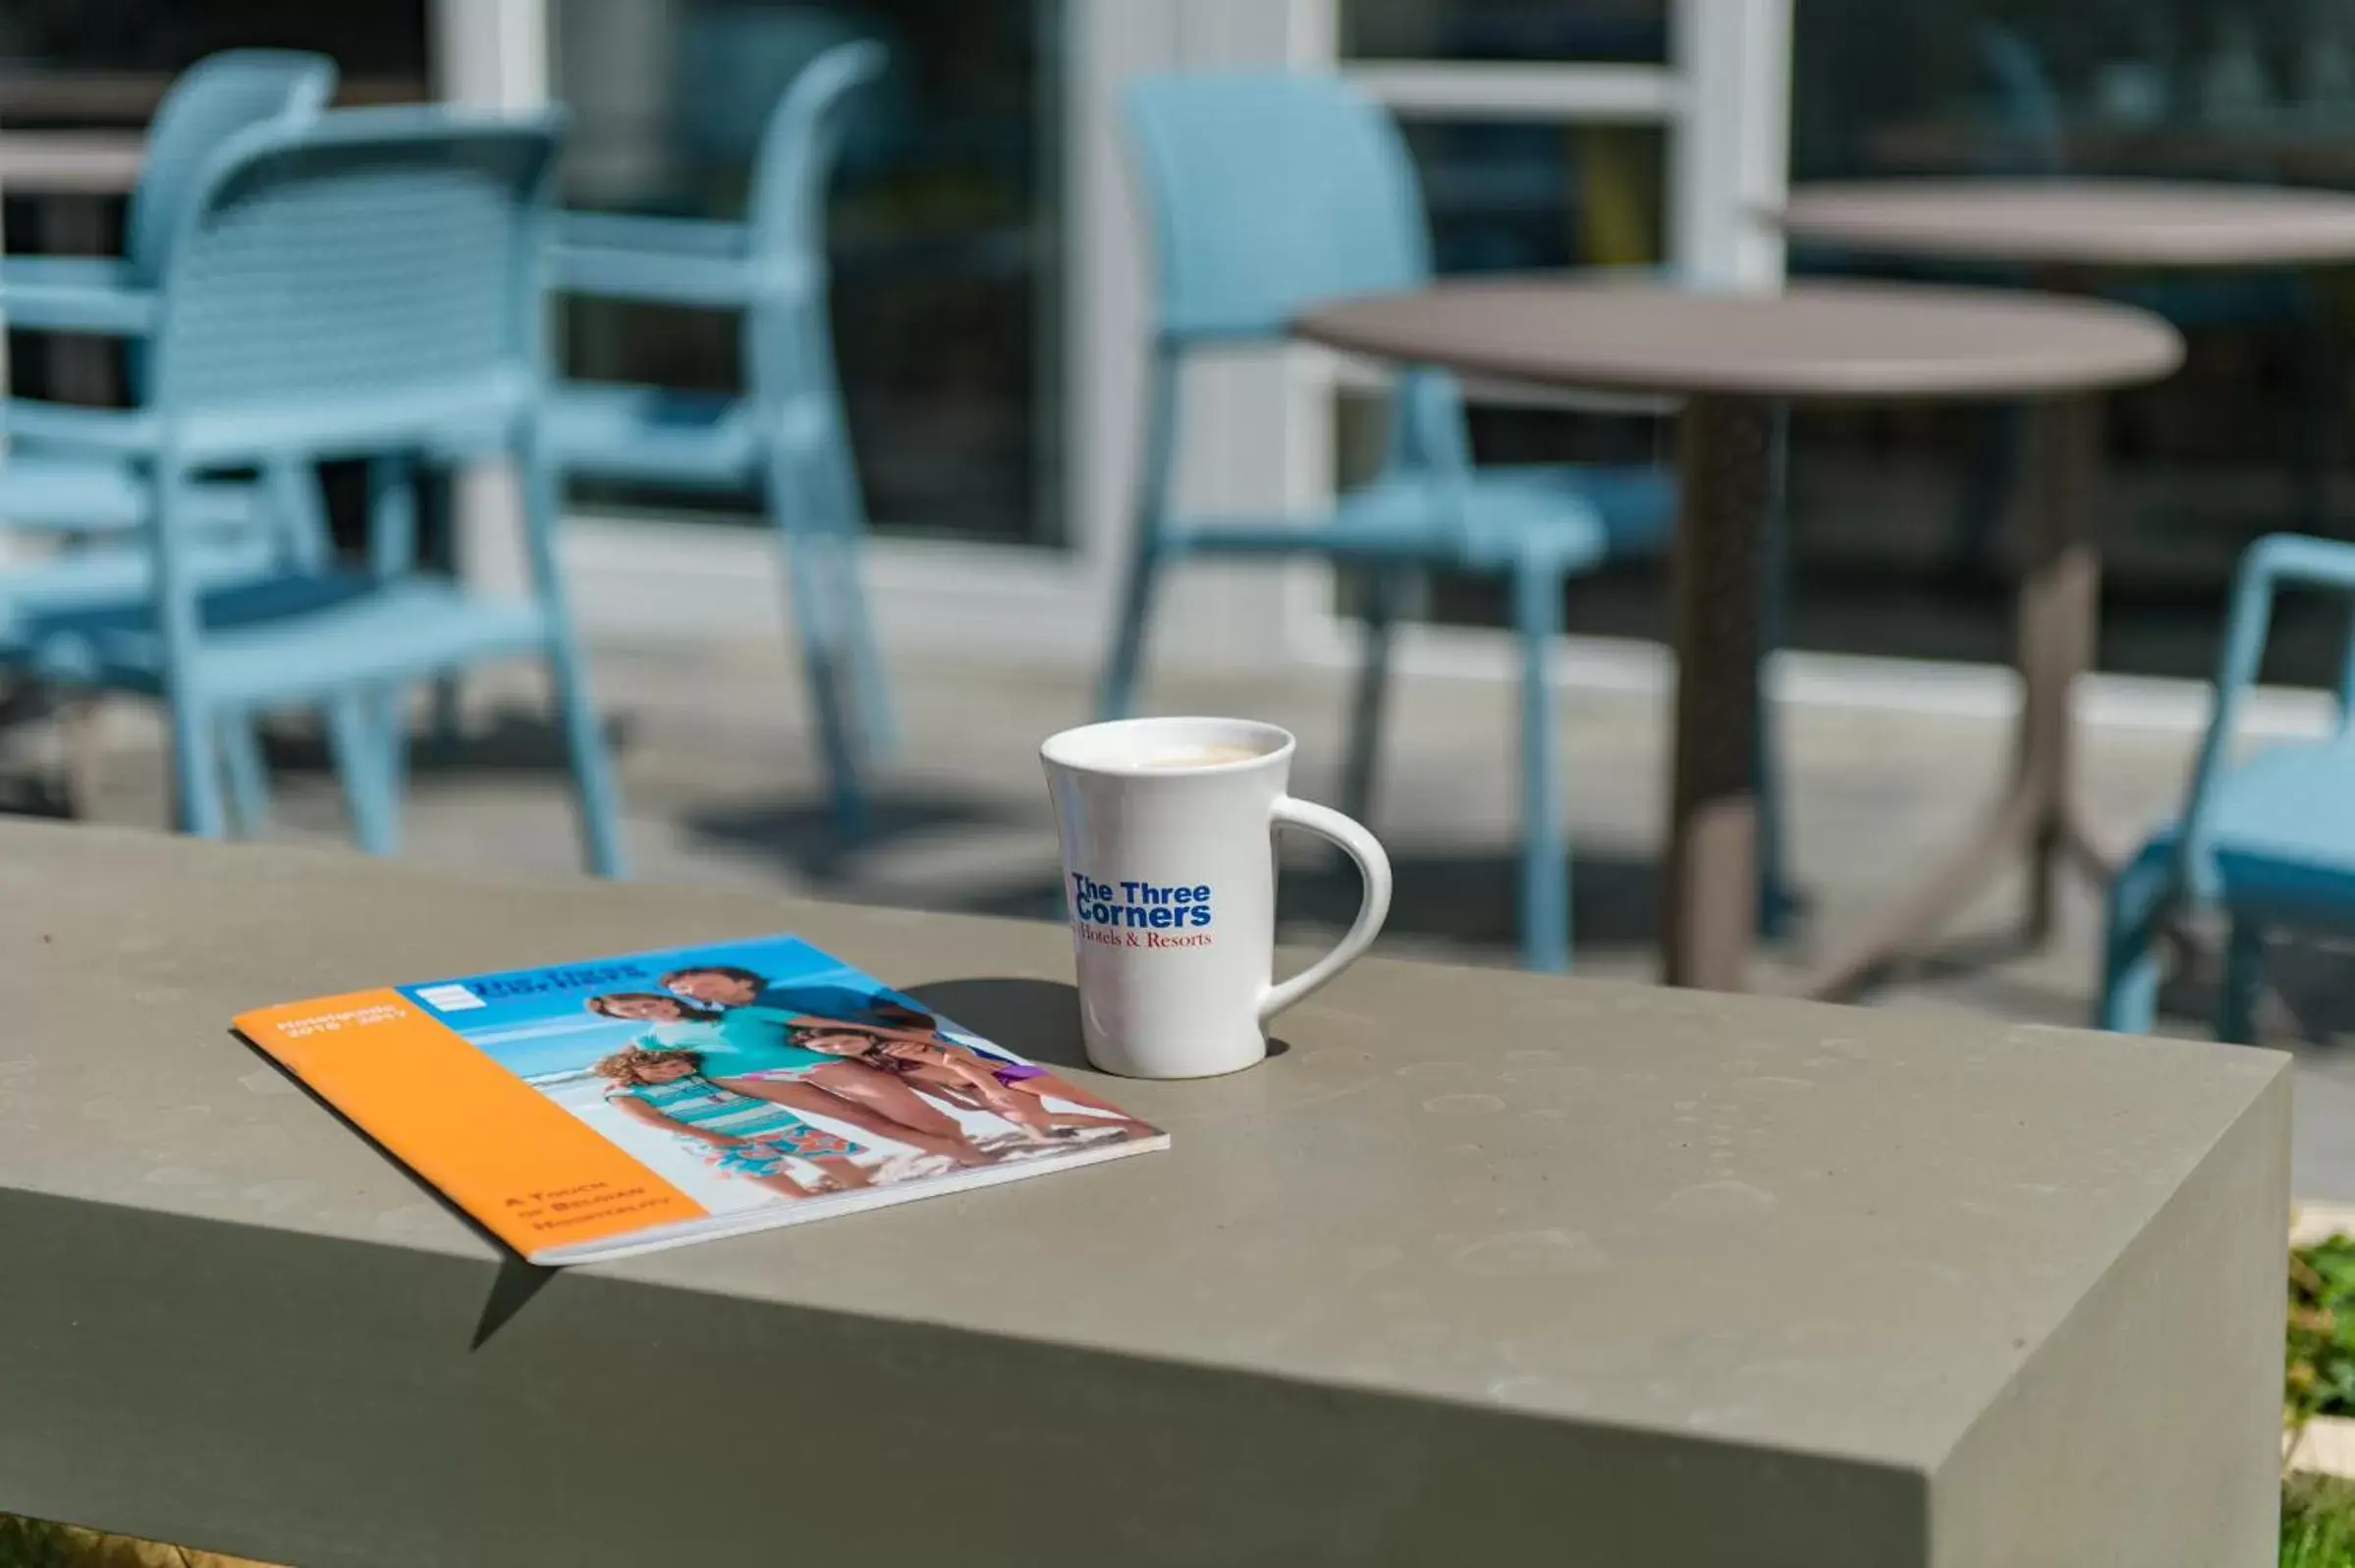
top-left (1100, 349), bottom-right (1181, 724)
top-left (217, 713), bottom-right (272, 838)
top-left (1512, 560), bottom-right (1569, 973)
top-left (768, 452), bottom-right (867, 839)
top-left (813, 437), bottom-right (898, 761)
top-left (1097, 540), bottom-right (1162, 724)
top-left (427, 675), bottom-right (465, 759)
top-left (1342, 568), bottom-right (1405, 828)
top-left (168, 695), bottom-right (228, 839)
top-left (263, 459), bottom-right (333, 570)
top-left (542, 648), bottom-right (626, 877)
top-left (2218, 917), bottom-right (2267, 1046)
top-left (377, 683), bottom-right (411, 815)
top-left (153, 461), bottom-right (227, 840)
top-left (56, 694), bottom-right (106, 820)
top-left (2095, 839), bottom-right (2174, 1034)
top-left (520, 449), bottom-right (629, 879)
top-left (1754, 402), bottom-right (1799, 939)
top-left (325, 690), bottom-right (398, 856)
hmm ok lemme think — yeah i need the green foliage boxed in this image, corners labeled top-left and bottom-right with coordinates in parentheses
top-left (2286, 1473), bottom-right (2355, 1567)
top-left (2290, 1236), bottom-right (2355, 1425)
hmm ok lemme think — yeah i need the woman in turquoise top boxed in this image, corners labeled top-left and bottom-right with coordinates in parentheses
top-left (587, 993), bottom-right (832, 1075)
top-left (594, 1046), bottom-right (872, 1198)
top-left (584, 993), bottom-right (1000, 1169)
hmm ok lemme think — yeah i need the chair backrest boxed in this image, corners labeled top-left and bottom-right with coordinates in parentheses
top-left (1123, 71), bottom-right (1434, 344)
top-left (148, 106), bottom-right (563, 457)
top-left (741, 39), bottom-right (887, 401)
top-left (128, 49), bottom-right (339, 285)
top-left (677, 9), bottom-right (888, 173)
top-left (744, 39), bottom-right (887, 277)
top-left (1976, 26), bottom-right (2065, 176)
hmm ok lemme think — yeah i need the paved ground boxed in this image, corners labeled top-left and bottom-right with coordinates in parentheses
top-left (10, 632), bottom-right (2351, 1195)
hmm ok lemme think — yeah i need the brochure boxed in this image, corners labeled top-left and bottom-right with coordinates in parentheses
top-left (234, 933), bottom-right (1167, 1265)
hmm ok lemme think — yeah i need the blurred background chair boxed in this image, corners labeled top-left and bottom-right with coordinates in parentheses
top-left (2098, 533), bottom-right (2355, 1041)
top-left (0, 106), bottom-right (625, 874)
top-left (545, 37), bottom-right (891, 837)
top-left (0, 48), bottom-right (340, 825)
top-left (1101, 69), bottom-right (1786, 974)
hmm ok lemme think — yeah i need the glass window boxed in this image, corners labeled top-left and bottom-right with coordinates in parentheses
top-left (0, 1), bottom-right (431, 556)
top-left (1343, 0), bottom-right (1668, 64)
top-left (1399, 118), bottom-right (1664, 274)
top-left (1338, 116), bottom-right (1670, 641)
top-left (552, 0), bottom-right (1066, 547)
top-left (0, 1), bottom-right (427, 92)
top-left (1789, 0), bottom-right (2355, 685)
top-left (1343, 0), bottom-right (2355, 686)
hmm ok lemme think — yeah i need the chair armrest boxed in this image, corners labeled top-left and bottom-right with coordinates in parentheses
top-left (0, 258), bottom-right (155, 337)
top-left (2175, 533), bottom-right (2355, 886)
top-left (1, 256), bottom-right (135, 290)
top-left (556, 212), bottom-right (749, 257)
top-left (2237, 532), bottom-right (2355, 597)
top-left (2, 400), bottom-right (156, 457)
top-left (548, 242), bottom-right (757, 309)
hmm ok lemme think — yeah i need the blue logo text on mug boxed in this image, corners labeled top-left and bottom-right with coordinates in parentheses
top-left (1069, 875), bottom-right (1216, 948)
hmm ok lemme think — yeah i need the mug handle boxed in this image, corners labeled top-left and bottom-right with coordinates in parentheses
top-left (1260, 795), bottom-right (1394, 1025)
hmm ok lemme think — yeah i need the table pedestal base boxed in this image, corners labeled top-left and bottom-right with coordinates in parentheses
top-left (1664, 396), bottom-right (1771, 991)
top-left (1794, 396), bottom-right (2109, 1000)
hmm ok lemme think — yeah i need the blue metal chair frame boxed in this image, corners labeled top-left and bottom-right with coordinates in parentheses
top-left (1104, 70), bottom-right (1786, 973)
top-left (0, 49), bottom-right (336, 539)
top-left (544, 37), bottom-right (891, 835)
top-left (0, 107), bottom-right (626, 875)
top-left (2098, 533), bottom-right (2355, 1040)
top-left (0, 50), bottom-right (340, 825)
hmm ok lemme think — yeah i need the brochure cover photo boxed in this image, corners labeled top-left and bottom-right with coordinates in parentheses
top-left (234, 934), bottom-right (1167, 1264)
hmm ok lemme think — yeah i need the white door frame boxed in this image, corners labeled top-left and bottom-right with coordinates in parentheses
top-left (1278, 0), bottom-right (1795, 687)
top-left (532, 0), bottom-right (1322, 670)
top-left (499, 2), bottom-right (1805, 691)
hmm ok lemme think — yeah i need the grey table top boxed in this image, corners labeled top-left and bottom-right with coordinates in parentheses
top-left (1296, 276), bottom-right (2183, 402)
top-left (1782, 178), bottom-right (2355, 268)
top-left (0, 820), bottom-right (2286, 1473)
top-left (0, 131), bottom-right (142, 194)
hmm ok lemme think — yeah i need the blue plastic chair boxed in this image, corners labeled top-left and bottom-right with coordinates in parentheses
top-left (1106, 71), bottom-right (1787, 974)
top-left (0, 106), bottom-right (626, 876)
top-left (0, 49), bottom-right (336, 540)
top-left (544, 37), bottom-right (891, 836)
top-left (0, 50), bottom-right (340, 823)
top-left (2097, 533), bottom-right (2355, 1041)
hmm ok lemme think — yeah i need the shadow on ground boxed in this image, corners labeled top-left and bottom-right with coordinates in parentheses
top-left (937, 846), bottom-right (1667, 956)
top-left (253, 704), bottom-right (639, 775)
top-left (684, 787), bottom-right (1028, 879)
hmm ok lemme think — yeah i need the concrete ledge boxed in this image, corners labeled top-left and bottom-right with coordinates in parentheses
top-left (0, 823), bottom-right (2297, 1567)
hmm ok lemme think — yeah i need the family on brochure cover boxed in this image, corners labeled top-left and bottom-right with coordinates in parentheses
top-left (571, 958), bottom-right (1156, 1203)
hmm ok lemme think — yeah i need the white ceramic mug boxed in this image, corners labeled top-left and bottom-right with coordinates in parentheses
top-left (1040, 716), bottom-right (1393, 1078)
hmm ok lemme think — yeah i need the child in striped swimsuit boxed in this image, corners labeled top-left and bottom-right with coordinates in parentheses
top-left (786, 1023), bottom-right (1155, 1144)
top-left (593, 1047), bottom-right (872, 1199)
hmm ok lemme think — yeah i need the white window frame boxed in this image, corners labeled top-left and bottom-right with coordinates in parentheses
top-left (493, 2), bottom-right (1799, 692)
top-left (534, 0), bottom-right (1319, 669)
top-left (1277, 0), bottom-right (1795, 689)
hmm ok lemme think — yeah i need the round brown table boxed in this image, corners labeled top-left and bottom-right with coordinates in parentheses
top-left (0, 131), bottom-right (144, 195)
top-left (1297, 277), bottom-right (2183, 994)
top-left (1780, 179), bottom-right (2355, 997)
top-left (1783, 179), bottom-right (2355, 269)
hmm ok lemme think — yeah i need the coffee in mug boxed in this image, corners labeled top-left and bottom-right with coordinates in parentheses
top-left (1131, 743), bottom-right (1264, 770)
top-left (1040, 716), bottom-right (1393, 1078)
